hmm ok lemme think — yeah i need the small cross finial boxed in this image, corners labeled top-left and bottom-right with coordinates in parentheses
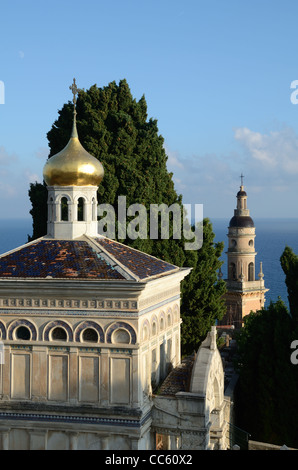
top-left (69, 78), bottom-right (80, 137)
top-left (69, 78), bottom-right (79, 109)
top-left (240, 173), bottom-right (244, 186)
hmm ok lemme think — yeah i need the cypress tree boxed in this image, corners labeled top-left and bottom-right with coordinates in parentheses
top-left (234, 300), bottom-right (298, 447)
top-left (280, 245), bottom-right (298, 322)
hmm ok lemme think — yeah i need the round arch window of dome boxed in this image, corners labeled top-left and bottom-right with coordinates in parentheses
top-left (51, 326), bottom-right (67, 341)
top-left (61, 197), bottom-right (69, 221)
top-left (249, 239), bottom-right (254, 247)
top-left (82, 328), bottom-right (99, 343)
top-left (77, 197), bottom-right (85, 222)
top-left (15, 325), bottom-right (31, 341)
top-left (112, 328), bottom-right (131, 344)
top-left (92, 197), bottom-right (97, 221)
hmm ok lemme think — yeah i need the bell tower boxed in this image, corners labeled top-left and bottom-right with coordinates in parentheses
top-left (222, 176), bottom-right (268, 326)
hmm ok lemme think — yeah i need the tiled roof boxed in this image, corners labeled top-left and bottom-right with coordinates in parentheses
top-left (0, 239), bottom-right (125, 280)
top-left (158, 355), bottom-right (195, 396)
top-left (0, 236), bottom-right (179, 281)
top-left (94, 238), bottom-right (178, 280)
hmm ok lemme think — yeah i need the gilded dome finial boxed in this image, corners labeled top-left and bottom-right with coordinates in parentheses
top-left (43, 80), bottom-right (104, 187)
top-left (69, 78), bottom-right (79, 109)
top-left (69, 78), bottom-right (80, 139)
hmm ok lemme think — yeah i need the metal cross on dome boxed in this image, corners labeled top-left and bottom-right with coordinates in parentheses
top-left (69, 78), bottom-right (79, 106)
top-left (240, 173), bottom-right (244, 186)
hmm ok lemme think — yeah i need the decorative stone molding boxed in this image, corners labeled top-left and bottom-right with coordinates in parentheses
top-left (0, 298), bottom-right (138, 311)
top-left (138, 288), bottom-right (180, 310)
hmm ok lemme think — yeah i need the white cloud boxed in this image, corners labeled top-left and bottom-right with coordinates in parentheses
top-left (35, 147), bottom-right (49, 160)
top-left (234, 125), bottom-right (298, 174)
top-left (24, 169), bottom-right (41, 184)
top-left (164, 123), bottom-right (298, 217)
top-left (0, 146), bottom-right (18, 165)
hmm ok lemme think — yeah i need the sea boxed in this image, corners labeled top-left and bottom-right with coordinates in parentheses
top-left (0, 217), bottom-right (297, 309)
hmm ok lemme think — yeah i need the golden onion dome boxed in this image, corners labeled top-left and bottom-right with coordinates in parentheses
top-left (43, 119), bottom-right (104, 187)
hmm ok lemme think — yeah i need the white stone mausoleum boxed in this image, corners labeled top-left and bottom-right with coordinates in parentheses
top-left (0, 83), bottom-right (232, 450)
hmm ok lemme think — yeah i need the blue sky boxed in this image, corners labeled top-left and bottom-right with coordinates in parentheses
top-left (1, 0), bottom-right (298, 220)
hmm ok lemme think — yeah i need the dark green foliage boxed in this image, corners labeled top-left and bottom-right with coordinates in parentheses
top-left (180, 218), bottom-right (226, 355)
top-left (280, 246), bottom-right (298, 322)
top-left (28, 79), bottom-right (226, 354)
top-left (234, 299), bottom-right (298, 447)
top-left (28, 182), bottom-right (48, 241)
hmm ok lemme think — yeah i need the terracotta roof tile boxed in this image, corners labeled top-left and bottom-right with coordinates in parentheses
top-left (95, 238), bottom-right (178, 280)
top-left (0, 239), bottom-right (125, 280)
top-left (158, 355), bottom-right (195, 396)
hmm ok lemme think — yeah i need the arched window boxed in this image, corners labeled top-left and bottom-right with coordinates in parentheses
top-left (82, 328), bottom-right (98, 343)
top-left (92, 197), bottom-right (97, 221)
top-left (143, 325), bottom-right (149, 341)
top-left (229, 262), bottom-right (236, 280)
top-left (78, 197), bottom-right (85, 221)
top-left (248, 262), bottom-right (254, 281)
top-left (112, 328), bottom-right (130, 344)
top-left (51, 327), bottom-right (67, 341)
top-left (15, 326), bottom-right (31, 341)
top-left (61, 197), bottom-right (69, 221)
top-left (106, 322), bottom-right (136, 344)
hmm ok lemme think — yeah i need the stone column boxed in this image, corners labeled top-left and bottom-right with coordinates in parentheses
top-left (132, 350), bottom-right (141, 407)
top-left (1, 429), bottom-right (10, 450)
top-left (2, 347), bottom-right (10, 399)
top-left (100, 350), bottom-right (109, 405)
top-left (30, 430), bottom-right (46, 450)
top-left (101, 436), bottom-right (109, 450)
top-left (69, 432), bottom-right (79, 450)
top-left (69, 348), bottom-right (78, 403)
top-left (32, 346), bottom-right (47, 400)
